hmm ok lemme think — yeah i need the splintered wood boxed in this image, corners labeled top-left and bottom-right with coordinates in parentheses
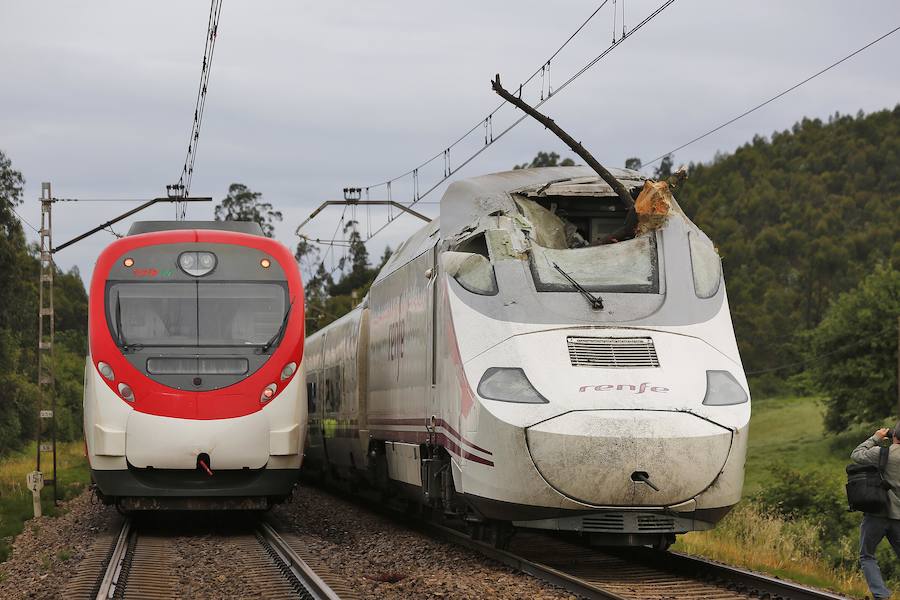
top-left (634, 180), bottom-right (672, 235)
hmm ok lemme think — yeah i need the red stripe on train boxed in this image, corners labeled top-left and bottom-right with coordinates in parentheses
top-left (370, 428), bottom-right (495, 467)
top-left (367, 417), bottom-right (492, 456)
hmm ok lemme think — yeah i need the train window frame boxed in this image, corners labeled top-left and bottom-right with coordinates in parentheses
top-left (104, 280), bottom-right (290, 348)
top-left (527, 232), bottom-right (660, 294)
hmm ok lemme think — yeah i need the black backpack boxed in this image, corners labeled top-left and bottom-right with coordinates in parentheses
top-left (846, 445), bottom-right (891, 514)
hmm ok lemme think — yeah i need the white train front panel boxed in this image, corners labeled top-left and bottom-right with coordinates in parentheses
top-left (304, 167), bottom-right (750, 544)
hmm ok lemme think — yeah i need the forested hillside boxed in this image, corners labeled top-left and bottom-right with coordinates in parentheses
top-left (1, 106), bottom-right (897, 455)
top-left (676, 106), bottom-right (900, 383)
top-left (0, 151), bottom-right (88, 454)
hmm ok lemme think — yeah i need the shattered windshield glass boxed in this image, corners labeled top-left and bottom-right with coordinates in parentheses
top-left (515, 195), bottom-right (659, 293)
top-left (530, 235), bottom-right (658, 293)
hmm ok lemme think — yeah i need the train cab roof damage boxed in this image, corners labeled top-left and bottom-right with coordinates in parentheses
top-left (440, 166), bottom-right (678, 252)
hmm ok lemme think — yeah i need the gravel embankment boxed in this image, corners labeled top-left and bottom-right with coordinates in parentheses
top-left (1, 484), bottom-right (576, 599)
top-left (275, 485), bottom-right (577, 600)
top-left (0, 489), bottom-right (118, 600)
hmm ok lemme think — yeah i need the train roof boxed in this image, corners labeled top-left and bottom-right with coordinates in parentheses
top-left (127, 220), bottom-right (264, 236)
top-left (440, 166), bottom-right (645, 243)
top-left (376, 166), bottom-right (649, 283)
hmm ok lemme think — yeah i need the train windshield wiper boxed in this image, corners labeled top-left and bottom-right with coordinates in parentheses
top-left (552, 262), bottom-right (604, 310)
top-left (260, 300), bottom-right (293, 354)
top-left (114, 292), bottom-right (129, 351)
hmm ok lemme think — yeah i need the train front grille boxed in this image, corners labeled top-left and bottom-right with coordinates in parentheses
top-left (567, 336), bottom-right (660, 368)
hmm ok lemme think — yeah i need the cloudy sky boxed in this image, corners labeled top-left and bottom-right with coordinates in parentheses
top-left (2, 1), bottom-right (899, 286)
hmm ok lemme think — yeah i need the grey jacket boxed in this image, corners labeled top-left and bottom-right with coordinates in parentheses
top-left (851, 436), bottom-right (900, 519)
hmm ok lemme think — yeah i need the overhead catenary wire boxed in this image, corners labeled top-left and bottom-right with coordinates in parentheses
top-left (367, 0), bottom-right (613, 190)
top-left (173, 0), bottom-right (224, 218)
top-left (642, 23), bottom-right (900, 166)
top-left (303, 0), bottom-right (676, 250)
top-left (5, 200), bottom-right (40, 234)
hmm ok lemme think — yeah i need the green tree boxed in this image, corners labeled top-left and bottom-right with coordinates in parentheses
top-left (0, 150), bottom-right (90, 453)
top-left (806, 263), bottom-right (899, 431)
top-left (214, 183), bottom-right (282, 238)
top-left (677, 107), bottom-right (900, 382)
top-left (653, 154), bottom-right (674, 179)
top-left (624, 157), bottom-right (642, 171)
top-left (513, 151), bottom-right (575, 170)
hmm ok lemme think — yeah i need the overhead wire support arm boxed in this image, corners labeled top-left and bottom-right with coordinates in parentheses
top-left (295, 200), bottom-right (430, 235)
top-left (52, 196), bottom-right (212, 254)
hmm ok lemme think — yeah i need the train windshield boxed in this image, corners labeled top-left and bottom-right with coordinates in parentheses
top-left (529, 235), bottom-right (658, 293)
top-left (107, 282), bottom-right (287, 347)
top-left (516, 196), bottom-right (659, 293)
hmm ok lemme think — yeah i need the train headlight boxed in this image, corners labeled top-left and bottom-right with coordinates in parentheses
top-left (117, 382), bottom-right (135, 402)
top-left (98, 362), bottom-right (115, 381)
top-left (702, 370), bottom-right (748, 406)
top-left (477, 367), bottom-right (548, 404)
top-left (260, 383), bottom-right (277, 403)
top-left (280, 362), bottom-right (297, 380)
top-left (178, 251), bottom-right (217, 277)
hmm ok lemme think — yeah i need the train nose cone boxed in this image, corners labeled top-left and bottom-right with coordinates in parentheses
top-left (525, 410), bottom-right (732, 506)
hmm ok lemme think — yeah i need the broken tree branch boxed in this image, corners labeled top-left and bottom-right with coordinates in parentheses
top-left (491, 74), bottom-right (635, 210)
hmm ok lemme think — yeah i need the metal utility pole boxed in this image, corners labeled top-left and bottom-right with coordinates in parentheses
top-left (27, 185), bottom-right (211, 517)
top-left (29, 183), bottom-right (57, 515)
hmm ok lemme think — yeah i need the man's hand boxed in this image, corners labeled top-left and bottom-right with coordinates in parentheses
top-left (875, 428), bottom-right (890, 440)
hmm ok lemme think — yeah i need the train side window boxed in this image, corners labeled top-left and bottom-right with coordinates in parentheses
top-left (688, 231), bottom-right (722, 298)
top-left (306, 381), bottom-right (316, 413)
top-left (445, 233), bottom-right (498, 296)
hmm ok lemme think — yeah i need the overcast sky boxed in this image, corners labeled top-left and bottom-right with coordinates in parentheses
top-left (3, 1), bottom-right (899, 286)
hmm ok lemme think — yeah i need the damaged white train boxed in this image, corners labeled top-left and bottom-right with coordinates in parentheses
top-left (303, 166), bottom-right (750, 548)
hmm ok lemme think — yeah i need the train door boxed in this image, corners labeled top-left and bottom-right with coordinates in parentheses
top-left (425, 245), bottom-right (439, 425)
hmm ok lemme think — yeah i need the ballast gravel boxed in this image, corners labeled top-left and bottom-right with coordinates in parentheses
top-left (0, 485), bottom-right (576, 599)
top-left (0, 489), bottom-right (117, 600)
top-left (275, 485), bottom-right (577, 600)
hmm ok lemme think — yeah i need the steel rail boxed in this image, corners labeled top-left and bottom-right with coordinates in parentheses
top-left (424, 521), bottom-right (628, 600)
top-left (94, 517), bottom-right (132, 600)
top-left (658, 550), bottom-right (849, 600)
top-left (257, 521), bottom-right (344, 600)
top-left (426, 519), bottom-right (848, 600)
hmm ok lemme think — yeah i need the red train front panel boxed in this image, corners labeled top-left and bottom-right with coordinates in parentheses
top-left (83, 226), bottom-right (305, 509)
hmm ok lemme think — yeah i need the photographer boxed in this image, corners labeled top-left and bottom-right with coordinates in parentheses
top-left (851, 426), bottom-right (900, 599)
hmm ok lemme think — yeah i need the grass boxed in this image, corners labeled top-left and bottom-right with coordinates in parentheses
top-left (0, 440), bottom-right (91, 562)
top-left (673, 395), bottom-right (896, 599)
top-left (741, 395), bottom-right (877, 495)
top-left (676, 502), bottom-right (872, 598)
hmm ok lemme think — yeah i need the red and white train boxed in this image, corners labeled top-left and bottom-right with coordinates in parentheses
top-left (304, 167), bottom-right (750, 548)
top-left (84, 220), bottom-right (305, 510)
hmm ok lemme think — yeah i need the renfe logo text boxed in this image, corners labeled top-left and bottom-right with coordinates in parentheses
top-left (579, 383), bottom-right (669, 394)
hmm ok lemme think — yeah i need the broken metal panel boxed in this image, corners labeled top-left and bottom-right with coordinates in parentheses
top-left (516, 171), bottom-right (646, 198)
top-left (513, 197), bottom-right (568, 249)
top-left (484, 228), bottom-right (527, 261)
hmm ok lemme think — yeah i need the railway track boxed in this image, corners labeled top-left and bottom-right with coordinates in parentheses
top-left (426, 523), bottom-right (850, 600)
top-left (63, 516), bottom-right (353, 600)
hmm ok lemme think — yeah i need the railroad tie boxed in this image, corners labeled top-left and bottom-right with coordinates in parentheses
top-left (120, 535), bottom-right (178, 600)
top-left (61, 533), bottom-right (116, 599)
